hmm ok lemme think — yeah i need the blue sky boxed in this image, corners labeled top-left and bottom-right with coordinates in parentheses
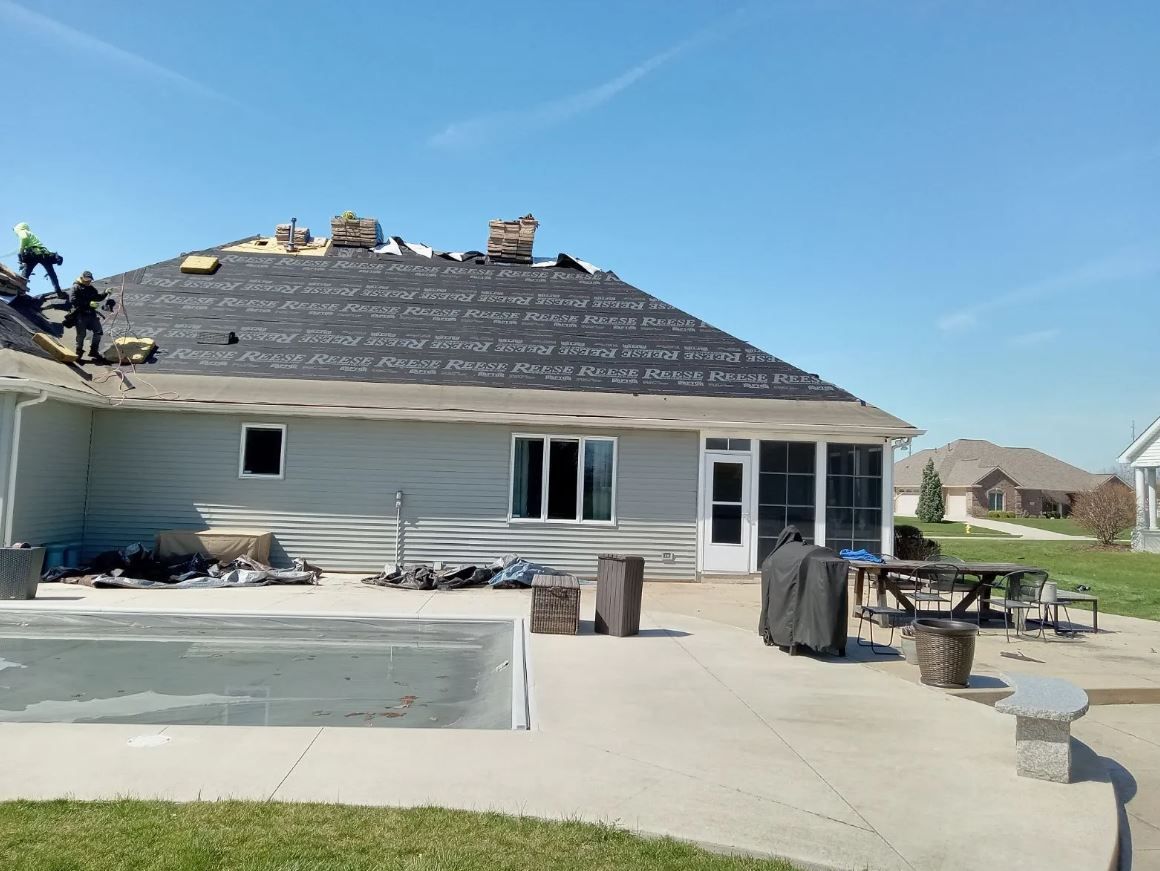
top-left (2, 0), bottom-right (1157, 471)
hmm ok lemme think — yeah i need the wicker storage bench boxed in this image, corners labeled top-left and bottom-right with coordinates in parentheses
top-left (531, 574), bottom-right (580, 635)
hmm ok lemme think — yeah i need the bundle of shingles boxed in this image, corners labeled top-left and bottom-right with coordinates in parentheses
top-left (486, 214), bottom-right (538, 263)
top-left (330, 215), bottom-right (382, 248)
top-left (275, 224), bottom-right (311, 246)
top-left (0, 262), bottom-right (29, 295)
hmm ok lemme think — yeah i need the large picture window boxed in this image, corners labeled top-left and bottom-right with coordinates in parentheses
top-left (757, 441), bottom-right (816, 564)
top-left (510, 435), bottom-right (616, 523)
top-left (825, 443), bottom-right (882, 554)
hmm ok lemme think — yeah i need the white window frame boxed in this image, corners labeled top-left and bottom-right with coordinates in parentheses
top-left (508, 433), bottom-right (618, 525)
top-left (238, 423), bottom-right (287, 480)
top-left (987, 489), bottom-right (1005, 512)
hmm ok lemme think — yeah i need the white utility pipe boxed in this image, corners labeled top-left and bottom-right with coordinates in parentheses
top-left (3, 391), bottom-right (47, 545)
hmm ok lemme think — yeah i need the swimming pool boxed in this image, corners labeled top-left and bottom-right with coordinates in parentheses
top-left (0, 611), bottom-right (527, 730)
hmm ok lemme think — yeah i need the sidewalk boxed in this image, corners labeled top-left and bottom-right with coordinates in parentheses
top-left (956, 516), bottom-right (1093, 540)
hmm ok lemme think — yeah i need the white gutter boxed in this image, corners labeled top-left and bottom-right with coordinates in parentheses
top-left (3, 391), bottom-right (47, 545)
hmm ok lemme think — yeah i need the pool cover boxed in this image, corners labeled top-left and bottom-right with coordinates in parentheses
top-left (0, 612), bottom-right (517, 729)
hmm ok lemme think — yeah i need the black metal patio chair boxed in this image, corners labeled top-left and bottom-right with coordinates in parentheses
top-left (988, 570), bottom-right (1050, 642)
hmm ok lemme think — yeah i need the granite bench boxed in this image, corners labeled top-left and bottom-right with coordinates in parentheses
top-left (995, 672), bottom-right (1089, 783)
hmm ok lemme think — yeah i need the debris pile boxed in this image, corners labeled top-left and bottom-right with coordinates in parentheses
top-left (361, 555), bottom-right (569, 591)
top-left (44, 543), bottom-right (321, 589)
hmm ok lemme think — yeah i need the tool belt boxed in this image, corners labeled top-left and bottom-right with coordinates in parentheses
top-left (18, 249), bottom-right (63, 266)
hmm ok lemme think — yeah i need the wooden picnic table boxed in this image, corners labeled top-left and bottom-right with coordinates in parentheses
top-left (848, 558), bottom-right (1046, 622)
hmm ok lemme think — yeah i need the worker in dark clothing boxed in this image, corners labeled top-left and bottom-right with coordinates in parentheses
top-left (13, 223), bottom-right (64, 295)
top-left (69, 271), bottom-right (111, 361)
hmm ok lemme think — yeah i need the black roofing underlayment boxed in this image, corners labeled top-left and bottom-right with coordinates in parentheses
top-left (0, 305), bottom-right (50, 360)
top-left (93, 243), bottom-right (858, 402)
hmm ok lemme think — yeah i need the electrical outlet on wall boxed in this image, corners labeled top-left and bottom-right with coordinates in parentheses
top-left (661, 551), bottom-right (676, 562)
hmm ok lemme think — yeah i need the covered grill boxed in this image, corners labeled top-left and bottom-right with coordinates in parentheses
top-left (758, 526), bottom-right (849, 657)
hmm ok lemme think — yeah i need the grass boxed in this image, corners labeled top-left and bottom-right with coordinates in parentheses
top-left (0, 800), bottom-right (801, 871)
top-left (935, 540), bottom-right (1160, 621)
top-left (895, 516), bottom-right (1012, 538)
top-left (982, 515), bottom-right (1130, 540)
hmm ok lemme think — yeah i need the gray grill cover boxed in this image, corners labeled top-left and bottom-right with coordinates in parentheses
top-left (758, 527), bottom-right (849, 656)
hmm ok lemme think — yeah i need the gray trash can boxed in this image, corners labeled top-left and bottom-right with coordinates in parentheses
top-left (0, 547), bottom-right (45, 600)
top-left (595, 554), bottom-right (645, 637)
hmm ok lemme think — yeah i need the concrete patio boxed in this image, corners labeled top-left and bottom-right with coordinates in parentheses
top-left (0, 576), bottom-right (1139, 871)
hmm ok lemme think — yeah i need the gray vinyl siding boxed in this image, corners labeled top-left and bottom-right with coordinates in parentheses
top-left (10, 399), bottom-right (93, 546)
top-left (85, 410), bottom-right (698, 578)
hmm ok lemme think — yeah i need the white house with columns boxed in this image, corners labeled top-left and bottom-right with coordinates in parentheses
top-left (1118, 417), bottom-right (1160, 552)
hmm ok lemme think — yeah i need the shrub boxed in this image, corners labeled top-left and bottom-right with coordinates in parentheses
top-left (916, 459), bottom-right (945, 523)
top-left (1072, 487), bottom-right (1136, 546)
top-left (986, 510), bottom-right (1017, 519)
top-left (894, 525), bottom-right (941, 560)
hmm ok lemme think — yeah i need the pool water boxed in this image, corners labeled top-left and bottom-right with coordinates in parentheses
top-left (0, 612), bottom-right (519, 730)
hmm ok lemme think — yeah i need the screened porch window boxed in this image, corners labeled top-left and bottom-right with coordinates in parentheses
top-left (825, 443), bottom-right (882, 554)
top-left (757, 441), bottom-right (816, 564)
top-left (511, 435), bottom-right (616, 523)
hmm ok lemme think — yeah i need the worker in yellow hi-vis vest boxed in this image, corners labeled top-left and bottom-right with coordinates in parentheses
top-left (12, 223), bottom-right (64, 295)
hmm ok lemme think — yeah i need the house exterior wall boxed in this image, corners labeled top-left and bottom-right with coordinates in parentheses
top-left (85, 409), bottom-right (699, 578)
top-left (967, 470), bottom-right (1021, 516)
top-left (10, 399), bottom-right (93, 545)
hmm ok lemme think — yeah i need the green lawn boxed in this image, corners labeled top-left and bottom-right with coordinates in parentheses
top-left (895, 516), bottom-right (1012, 538)
top-left (0, 801), bottom-right (799, 871)
top-left (935, 540), bottom-right (1160, 621)
top-left (984, 515), bottom-right (1130, 540)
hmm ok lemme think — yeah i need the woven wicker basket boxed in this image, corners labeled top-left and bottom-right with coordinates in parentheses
top-left (913, 618), bottom-right (977, 688)
top-left (0, 547), bottom-right (45, 600)
top-left (530, 574), bottom-right (580, 635)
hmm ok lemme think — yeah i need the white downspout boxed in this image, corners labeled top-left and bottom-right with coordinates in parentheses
top-left (3, 392), bottom-right (47, 546)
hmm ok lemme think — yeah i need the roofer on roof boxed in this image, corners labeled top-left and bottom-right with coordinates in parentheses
top-left (68, 270), bottom-right (112, 362)
top-left (13, 223), bottom-right (66, 296)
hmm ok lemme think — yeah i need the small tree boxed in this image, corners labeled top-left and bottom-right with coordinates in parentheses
top-left (1071, 486), bottom-right (1136, 546)
top-left (916, 459), bottom-right (945, 523)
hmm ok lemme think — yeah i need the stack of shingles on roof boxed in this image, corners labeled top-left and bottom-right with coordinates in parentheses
top-left (0, 263), bottom-right (28, 295)
top-left (486, 214), bottom-right (538, 263)
top-left (275, 223), bottom-right (311, 246)
top-left (330, 216), bottom-right (382, 248)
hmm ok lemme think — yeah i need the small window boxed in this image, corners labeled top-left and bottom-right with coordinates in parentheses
top-left (705, 437), bottom-right (751, 451)
top-left (510, 434), bottom-right (616, 523)
top-left (240, 424), bottom-right (286, 478)
top-left (988, 490), bottom-right (1005, 512)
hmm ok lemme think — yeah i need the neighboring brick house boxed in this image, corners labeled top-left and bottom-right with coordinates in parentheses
top-left (893, 439), bottom-right (1128, 520)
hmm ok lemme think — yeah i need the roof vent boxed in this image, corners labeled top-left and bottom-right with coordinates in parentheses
top-left (487, 214), bottom-right (538, 264)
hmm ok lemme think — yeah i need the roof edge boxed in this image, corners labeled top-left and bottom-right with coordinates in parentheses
top-left (0, 350), bottom-right (923, 437)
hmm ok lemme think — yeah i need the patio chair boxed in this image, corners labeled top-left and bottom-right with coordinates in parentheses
top-left (911, 563), bottom-right (955, 618)
top-left (856, 601), bottom-right (909, 655)
top-left (989, 570), bottom-right (1050, 642)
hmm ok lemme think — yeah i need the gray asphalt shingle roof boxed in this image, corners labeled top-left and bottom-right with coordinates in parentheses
top-left (894, 439), bottom-right (1112, 494)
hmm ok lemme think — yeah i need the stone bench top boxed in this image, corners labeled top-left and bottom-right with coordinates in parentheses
top-left (995, 673), bottom-right (1089, 722)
